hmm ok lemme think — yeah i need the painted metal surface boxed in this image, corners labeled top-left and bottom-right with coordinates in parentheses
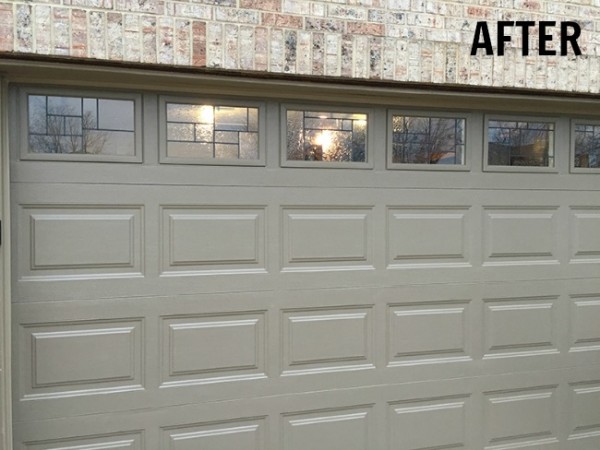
top-left (7, 88), bottom-right (600, 449)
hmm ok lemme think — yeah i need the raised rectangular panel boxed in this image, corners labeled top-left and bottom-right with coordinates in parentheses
top-left (387, 300), bottom-right (471, 366)
top-left (282, 207), bottom-right (373, 271)
top-left (161, 312), bottom-right (266, 386)
top-left (282, 306), bottom-right (373, 374)
top-left (162, 417), bottom-right (266, 450)
top-left (387, 207), bottom-right (470, 268)
top-left (161, 206), bottom-right (266, 275)
top-left (568, 381), bottom-right (600, 440)
top-left (24, 432), bottom-right (143, 450)
top-left (389, 395), bottom-right (468, 450)
top-left (570, 208), bottom-right (600, 262)
top-left (19, 319), bottom-right (143, 399)
top-left (483, 207), bottom-right (558, 265)
top-left (570, 296), bottom-right (600, 352)
top-left (484, 386), bottom-right (558, 448)
top-left (483, 296), bottom-right (559, 358)
top-left (18, 205), bottom-right (143, 280)
top-left (282, 406), bottom-right (371, 450)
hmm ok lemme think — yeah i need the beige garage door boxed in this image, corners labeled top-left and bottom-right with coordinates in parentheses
top-left (9, 83), bottom-right (600, 449)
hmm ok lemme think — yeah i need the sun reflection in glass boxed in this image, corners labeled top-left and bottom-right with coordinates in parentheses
top-left (198, 105), bottom-right (214, 124)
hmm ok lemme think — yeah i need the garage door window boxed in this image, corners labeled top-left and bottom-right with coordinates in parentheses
top-left (572, 121), bottom-right (600, 171)
top-left (20, 88), bottom-right (142, 162)
top-left (283, 106), bottom-right (371, 168)
top-left (388, 111), bottom-right (467, 170)
top-left (159, 96), bottom-right (265, 166)
top-left (485, 117), bottom-right (556, 172)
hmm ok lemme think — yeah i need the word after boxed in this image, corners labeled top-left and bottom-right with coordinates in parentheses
top-left (471, 21), bottom-right (582, 56)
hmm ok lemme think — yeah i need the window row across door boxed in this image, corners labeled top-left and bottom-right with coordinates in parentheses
top-left (17, 86), bottom-right (600, 173)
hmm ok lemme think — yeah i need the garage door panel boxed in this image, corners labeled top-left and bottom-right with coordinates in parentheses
top-left (17, 367), bottom-right (600, 449)
top-left (568, 380), bottom-right (600, 442)
top-left (13, 185), bottom-right (600, 302)
top-left (21, 432), bottom-right (144, 450)
top-left (282, 405), bottom-right (373, 450)
top-left (388, 395), bottom-right (470, 450)
top-left (161, 206), bottom-right (266, 275)
top-left (483, 296), bottom-right (559, 359)
top-left (569, 207), bottom-right (600, 263)
top-left (387, 300), bottom-right (472, 367)
top-left (17, 205), bottom-right (144, 280)
top-left (483, 385), bottom-right (559, 449)
top-left (17, 318), bottom-right (144, 402)
top-left (160, 311), bottom-right (267, 386)
top-left (281, 206), bottom-right (374, 271)
top-left (569, 295), bottom-right (600, 354)
top-left (387, 206), bottom-right (472, 269)
top-left (161, 417), bottom-right (267, 450)
top-left (14, 281), bottom-right (592, 423)
top-left (482, 206), bottom-right (560, 265)
top-left (281, 305), bottom-right (373, 375)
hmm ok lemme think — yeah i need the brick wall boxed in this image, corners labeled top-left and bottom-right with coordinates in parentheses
top-left (1, 0), bottom-right (599, 93)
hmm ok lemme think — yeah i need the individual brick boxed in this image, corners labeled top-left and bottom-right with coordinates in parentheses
top-left (346, 22), bottom-right (384, 36)
top-left (175, 19), bottom-right (191, 65)
top-left (262, 13), bottom-right (303, 29)
top-left (254, 26), bottom-right (268, 71)
top-left (141, 15), bottom-right (157, 63)
top-left (71, 8), bottom-right (87, 57)
top-left (107, 12), bottom-right (124, 60)
top-left (35, 5), bottom-right (52, 55)
top-left (89, 10), bottom-right (107, 59)
top-left (239, 25), bottom-right (254, 70)
top-left (192, 21), bottom-right (206, 66)
top-left (240, 0), bottom-right (281, 12)
top-left (224, 23), bottom-right (238, 69)
top-left (158, 15), bottom-right (174, 64)
top-left (284, 29), bottom-right (297, 72)
top-left (296, 30), bottom-right (311, 74)
top-left (0, 3), bottom-right (13, 52)
top-left (53, 7), bottom-right (71, 55)
top-left (16, 4), bottom-right (33, 53)
top-left (123, 13), bottom-right (141, 62)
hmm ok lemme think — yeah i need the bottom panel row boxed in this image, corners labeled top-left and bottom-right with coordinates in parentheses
top-left (15, 370), bottom-right (600, 450)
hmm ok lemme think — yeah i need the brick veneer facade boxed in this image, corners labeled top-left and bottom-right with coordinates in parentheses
top-left (1, 1), bottom-right (599, 93)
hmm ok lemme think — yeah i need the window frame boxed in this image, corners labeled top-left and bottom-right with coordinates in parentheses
top-left (386, 109), bottom-right (472, 171)
top-left (280, 103), bottom-right (374, 169)
top-left (483, 114), bottom-right (558, 173)
top-left (158, 95), bottom-right (266, 166)
top-left (570, 119), bottom-right (600, 174)
top-left (18, 86), bottom-right (143, 163)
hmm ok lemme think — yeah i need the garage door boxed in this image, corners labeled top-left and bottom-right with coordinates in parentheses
top-left (9, 83), bottom-right (600, 449)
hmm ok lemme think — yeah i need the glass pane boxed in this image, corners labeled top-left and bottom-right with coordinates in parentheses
top-left (27, 94), bottom-right (136, 156)
top-left (240, 132), bottom-right (259, 159)
top-left (391, 115), bottom-right (465, 165)
top-left (98, 99), bottom-right (135, 131)
top-left (574, 123), bottom-right (600, 168)
top-left (47, 96), bottom-right (81, 115)
top-left (167, 123), bottom-right (195, 142)
top-left (214, 106), bottom-right (248, 131)
top-left (286, 110), bottom-right (367, 162)
top-left (168, 142), bottom-right (214, 159)
top-left (166, 102), bottom-right (259, 161)
top-left (488, 120), bottom-right (554, 167)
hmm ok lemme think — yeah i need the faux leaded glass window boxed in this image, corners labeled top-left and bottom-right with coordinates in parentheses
top-left (23, 90), bottom-right (141, 162)
top-left (486, 119), bottom-right (555, 169)
top-left (573, 122), bottom-right (600, 169)
top-left (285, 108), bottom-right (369, 167)
top-left (161, 97), bottom-right (263, 165)
top-left (390, 114), bottom-right (466, 166)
